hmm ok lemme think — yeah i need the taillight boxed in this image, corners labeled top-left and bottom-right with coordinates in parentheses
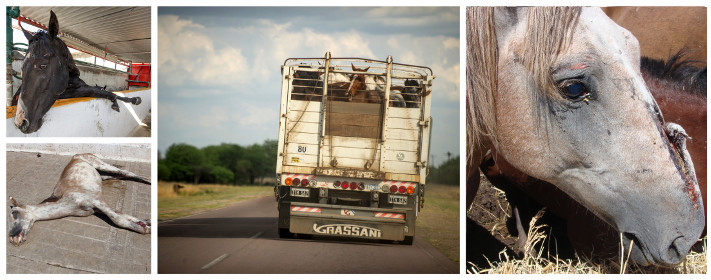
top-left (407, 186), bottom-right (415, 194)
top-left (301, 179), bottom-right (309, 186)
top-left (292, 178), bottom-right (301, 186)
top-left (358, 182), bottom-right (365, 190)
top-left (342, 181), bottom-right (349, 189)
top-left (285, 177), bottom-right (293, 185)
top-left (398, 186), bottom-right (406, 194)
top-left (334, 181), bottom-right (341, 187)
top-left (390, 185), bottom-right (398, 193)
top-left (349, 182), bottom-right (357, 190)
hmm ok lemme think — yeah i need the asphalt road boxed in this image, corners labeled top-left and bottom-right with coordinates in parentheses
top-left (158, 196), bottom-right (458, 274)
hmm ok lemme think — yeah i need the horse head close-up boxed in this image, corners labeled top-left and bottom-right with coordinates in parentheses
top-left (12, 10), bottom-right (141, 134)
top-left (466, 6), bottom-right (704, 267)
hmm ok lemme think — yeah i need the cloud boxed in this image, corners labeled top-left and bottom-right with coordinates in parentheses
top-left (158, 15), bottom-right (250, 88)
top-left (431, 63), bottom-right (460, 101)
top-left (443, 37), bottom-right (459, 50)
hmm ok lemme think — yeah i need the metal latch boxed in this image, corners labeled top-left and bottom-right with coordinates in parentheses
top-left (418, 120), bottom-right (430, 128)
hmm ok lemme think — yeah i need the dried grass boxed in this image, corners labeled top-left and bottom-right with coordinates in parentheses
top-left (468, 208), bottom-right (707, 274)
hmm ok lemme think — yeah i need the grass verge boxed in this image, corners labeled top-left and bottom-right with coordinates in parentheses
top-left (417, 184), bottom-right (460, 263)
top-left (158, 181), bottom-right (273, 221)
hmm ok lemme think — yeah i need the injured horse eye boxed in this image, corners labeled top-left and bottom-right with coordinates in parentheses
top-left (559, 81), bottom-right (590, 101)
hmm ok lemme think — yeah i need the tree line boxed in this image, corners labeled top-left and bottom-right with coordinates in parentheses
top-left (427, 155), bottom-right (459, 185)
top-left (158, 140), bottom-right (278, 185)
top-left (159, 140), bottom-right (458, 186)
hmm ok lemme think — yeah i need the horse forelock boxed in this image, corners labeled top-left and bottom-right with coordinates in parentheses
top-left (26, 30), bottom-right (79, 78)
top-left (466, 7), bottom-right (498, 161)
top-left (522, 7), bottom-right (581, 102)
top-left (466, 7), bottom-right (582, 165)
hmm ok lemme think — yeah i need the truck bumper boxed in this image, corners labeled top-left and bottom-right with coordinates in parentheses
top-left (281, 201), bottom-right (413, 241)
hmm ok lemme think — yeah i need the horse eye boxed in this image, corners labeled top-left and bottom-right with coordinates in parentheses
top-left (559, 81), bottom-right (589, 100)
top-left (11, 211), bottom-right (17, 220)
top-left (40, 64), bottom-right (48, 70)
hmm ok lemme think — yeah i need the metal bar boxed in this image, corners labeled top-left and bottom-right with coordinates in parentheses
top-left (317, 52), bottom-right (331, 168)
top-left (379, 56), bottom-right (394, 171)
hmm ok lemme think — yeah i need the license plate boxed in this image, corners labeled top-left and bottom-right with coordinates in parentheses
top-left (291, 187), bottom-right (310, 198)
top-left (388, 195), bottom-right (407, 205)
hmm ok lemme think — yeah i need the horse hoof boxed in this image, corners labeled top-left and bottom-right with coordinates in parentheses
top-left (133, 97), bottom-right (142, 105)
top-left (112, 104), bottom-right (121, 112)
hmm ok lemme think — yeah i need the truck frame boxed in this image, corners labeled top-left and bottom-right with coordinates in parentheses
top-left (275, 52), bottom-right (434, 244)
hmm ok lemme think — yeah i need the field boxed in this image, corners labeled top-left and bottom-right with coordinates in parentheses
top-left (467, 175), bottom-right (707, 274)
top-left (416, 184), bottom-right (460, 263)
top-left (157, 181), bottom-right (459, 263)
top-left (157, 181), bottom-right (273, 220)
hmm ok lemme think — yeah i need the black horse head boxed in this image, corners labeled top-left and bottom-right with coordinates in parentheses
top-left (12, 11), bottom-right (143, 134)
top-left (14, 11), bottom-right (77, 133)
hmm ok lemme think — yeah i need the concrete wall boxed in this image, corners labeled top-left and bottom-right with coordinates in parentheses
top-left (7, 143), bottom-right (150, 162)
top-left (7, 88), bottom-right (151, 137)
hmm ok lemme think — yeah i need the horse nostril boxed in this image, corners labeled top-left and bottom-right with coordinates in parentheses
top-left (20, 119), bottom-right (29, 131)
top-left (666, 237), bottom-right (684, 264)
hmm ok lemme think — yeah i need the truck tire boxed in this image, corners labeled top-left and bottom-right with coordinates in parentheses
top-left (278, 228), bottom-right (293, 239)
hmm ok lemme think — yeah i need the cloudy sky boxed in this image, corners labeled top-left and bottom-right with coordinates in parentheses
top-left (158, 7), bottom-right (460, 165)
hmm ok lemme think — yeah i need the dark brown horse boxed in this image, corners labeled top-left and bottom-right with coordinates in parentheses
top-left (11, 11), bottom-right (141, 134)
top-left (602, 7), bottom-right (706, 63)
top-left (348, 64), bottom-right (382, 104)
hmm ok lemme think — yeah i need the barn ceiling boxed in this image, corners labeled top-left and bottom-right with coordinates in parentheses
top-left (16, 6), bottom-right (151, 64)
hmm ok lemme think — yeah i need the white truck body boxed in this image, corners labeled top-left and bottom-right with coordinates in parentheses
top-left (275, 52), bottom-right (434, 243)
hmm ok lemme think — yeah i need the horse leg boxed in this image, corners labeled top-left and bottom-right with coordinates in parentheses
top-left (92, 199), bottom-right (150, 234)
top-left (60, 85), bottom-right (141, 112)
top-left (11, 84), bottom-right (22, 106)
top-left (466, 172), bottom-right (480, 212)
top-left (76, 153), bottom-right (150, 184)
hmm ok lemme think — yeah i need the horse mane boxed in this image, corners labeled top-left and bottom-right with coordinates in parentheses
top-left (30, 30), bottom-right (80, 78)
top-left (466, 7), bottom-right (581, 162)
top-left (641, 50), bottom-right (707, 97)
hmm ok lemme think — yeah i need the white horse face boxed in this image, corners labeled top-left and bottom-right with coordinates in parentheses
top-left (491, 7), bottom-right (703, 266)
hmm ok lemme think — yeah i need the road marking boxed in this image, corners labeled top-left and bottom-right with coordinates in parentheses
top-left (201, 253), bottom-right (229, 270)
top-left (200, 232), bottom-right (263, 271)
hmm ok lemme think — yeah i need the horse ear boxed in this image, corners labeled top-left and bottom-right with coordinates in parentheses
top-left (10, 196), bottom-right (19, 207)
top-left (48, 10), bottom-right (59, 39)
top-left (364, 66), bottom-right (370, 72)
top-left (351, 63), bottom-right (356, 71)
top-left (19, 18), bottom-right (34, 42)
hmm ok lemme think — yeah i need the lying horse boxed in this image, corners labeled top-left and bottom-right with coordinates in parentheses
top-left (466, 7), bottom-right (704, 266)
top-left (8, 153), bottom-right (151, 246)
top-left (11, 11), bottom-right (141, 134)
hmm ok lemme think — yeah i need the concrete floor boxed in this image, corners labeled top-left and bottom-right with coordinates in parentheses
top-left (129, 110), bottom-right (151, 137)
top-left (6, 152), bottom-right (151, 274)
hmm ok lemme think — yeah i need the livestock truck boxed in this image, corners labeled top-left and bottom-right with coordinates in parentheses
top-left (275, 52), bottom-right (434, 244)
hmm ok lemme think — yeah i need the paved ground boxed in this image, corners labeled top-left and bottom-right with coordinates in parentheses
top-left (6, 152), bottom-right (151, 274)
top-left (158, 196), bottom-right (458, 274)
top-left (129, 110), bottom-right (151, 137)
